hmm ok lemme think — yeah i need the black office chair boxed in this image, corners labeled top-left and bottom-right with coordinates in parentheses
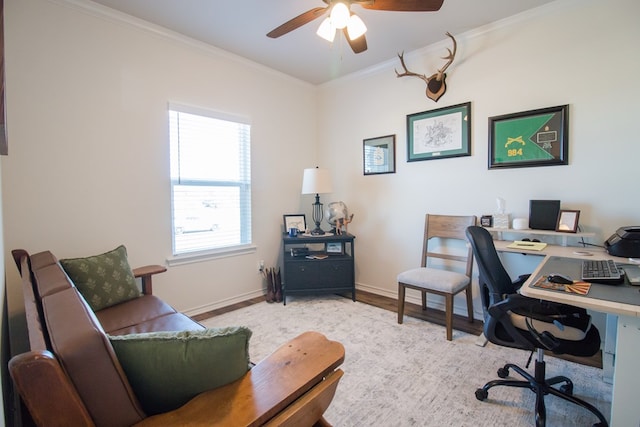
top-left (465, 226), bottom-right (608, 427)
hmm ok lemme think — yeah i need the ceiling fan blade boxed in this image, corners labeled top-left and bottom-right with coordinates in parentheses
top-left (343, 28), bottom-right (368, 54)
top-left (358, 0), bottom-right (444, 12)
top-left (267, 7), bottom-right (329, 38)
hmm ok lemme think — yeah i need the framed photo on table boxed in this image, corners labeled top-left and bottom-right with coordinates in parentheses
top-left (406, 102), bottom-right (471, 162)
top-left (489, 104), bottom-right (569, 169)
top-left (325, 242), bottom-right (344, 255)
top-left (283, 214), bottom-right (306, 233)
top-left (556, 210), bottom-right (580, 233)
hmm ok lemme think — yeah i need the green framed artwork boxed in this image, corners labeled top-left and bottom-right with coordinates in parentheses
top-left (406, 102), bottom-right (471, 162)
top-left (489, 105), bottom-right (569, 169)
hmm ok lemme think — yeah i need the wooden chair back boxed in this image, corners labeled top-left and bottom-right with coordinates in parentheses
top-left (421, 214), bottom-right (477, 278)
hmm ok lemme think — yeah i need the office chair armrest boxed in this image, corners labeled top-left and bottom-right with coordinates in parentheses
top-left (512, 274), bottom-right (530, 291)
top-left (488, 294), bottom-right (571, 321)
top-left (488, 293), bottom-right (530, 319)
top-left (489, 294), bottom-right (590, 329)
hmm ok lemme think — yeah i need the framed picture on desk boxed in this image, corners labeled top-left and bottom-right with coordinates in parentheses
top-left (556, 210), bottom-right (580, 233)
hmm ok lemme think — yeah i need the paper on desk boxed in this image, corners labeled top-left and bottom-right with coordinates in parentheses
top-left (507, 241), bottom-right (548, 251)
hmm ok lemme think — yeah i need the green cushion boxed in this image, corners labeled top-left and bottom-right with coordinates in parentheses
top-left (109, 327), bottom-right (252, 415)
top-left (60, 245), bottom-right (140, 311)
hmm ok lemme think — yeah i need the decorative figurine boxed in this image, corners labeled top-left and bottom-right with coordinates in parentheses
top-left (336, 214), bottom-right (354, 235)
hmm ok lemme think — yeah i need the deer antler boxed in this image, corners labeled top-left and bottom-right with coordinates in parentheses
top-left (395, 32), bottom-right (458, 102)
top-left (395, 51), bottom-right (428, 84)
top-left (436, 32), bottom-right (457, 79)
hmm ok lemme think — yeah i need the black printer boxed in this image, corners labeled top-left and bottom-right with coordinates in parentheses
top-left (605, 226), bottom-right (640, 258)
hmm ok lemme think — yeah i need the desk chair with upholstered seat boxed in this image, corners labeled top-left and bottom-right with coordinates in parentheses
top-left (465, 225), bottom-right (608, 427)
top-left (397, 214), bottom-right (477, 341)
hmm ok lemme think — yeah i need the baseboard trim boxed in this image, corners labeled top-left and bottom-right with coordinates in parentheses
top-left (356, 282), bottom-right (484, 319)
top-left (184, 289), bottom-right (264, 317)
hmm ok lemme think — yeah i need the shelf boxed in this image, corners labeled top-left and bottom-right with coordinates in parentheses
top-left (485, 227), bottom-right (595, 247)
top-left (283, 232), bottom-right (355, 244)
top-left (285, 254), bottom-right (352, 262)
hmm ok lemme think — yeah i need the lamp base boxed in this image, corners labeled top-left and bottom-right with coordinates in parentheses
top-left (310, 226), bottom-right (325, 236)
top-left (310, 194), bottom-right (325, 236)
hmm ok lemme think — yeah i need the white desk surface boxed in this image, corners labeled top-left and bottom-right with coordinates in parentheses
top-left (494, 239), bottom-right (611, 259)
top-left (494, 240), bottom-right (640, 317)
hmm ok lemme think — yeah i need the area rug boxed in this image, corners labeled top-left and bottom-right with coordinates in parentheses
top-left (201, 296), bottom-right (611, 426)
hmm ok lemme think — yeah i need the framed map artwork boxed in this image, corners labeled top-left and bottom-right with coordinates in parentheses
top-left (406, 102), bottom-right (471, 162)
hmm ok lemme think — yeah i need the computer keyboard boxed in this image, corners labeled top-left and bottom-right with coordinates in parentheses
top-left (581, 259), bottom-right (624, 285)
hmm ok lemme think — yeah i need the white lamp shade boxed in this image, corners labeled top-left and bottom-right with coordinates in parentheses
top-left (301, 168), bottom-right (333, 194)
top-left (347, 14), bottom-right (367, 40)
top-left (330, 2), bottom-right (350, 29)
top-left (316, 17), bottom-right (336, 42)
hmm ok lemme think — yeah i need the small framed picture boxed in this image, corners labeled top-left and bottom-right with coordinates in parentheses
top-left (325, 242), bottom-right (344, 255)
top-left (363, 134), bottom-right (396, 175)
top-left (556, 210), bottom-right (580, 233)
top-left (480, 215), bottom-right (493, 227)
top-left (283, 214), bottom-right (306, 233)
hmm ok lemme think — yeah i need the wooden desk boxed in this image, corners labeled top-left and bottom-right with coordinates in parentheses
top-left (513, 244), bottom-right (640, 427)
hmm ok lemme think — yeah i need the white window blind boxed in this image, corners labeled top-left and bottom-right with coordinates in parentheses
top-left (169, 104), bottom-right (251, 255)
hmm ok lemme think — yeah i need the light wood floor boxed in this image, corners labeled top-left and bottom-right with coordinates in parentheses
top-left (192, 290), bottom-right (601, 368)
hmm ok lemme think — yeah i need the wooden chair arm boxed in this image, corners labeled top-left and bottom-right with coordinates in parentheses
top-left (9, 350), bottom-right (95, 427)
top-left (134, 331), bottom-right (345, 427)
top-left (132, 265), bottom-right (167, 295)
top-left (264, 369), bottom-right (343, 427)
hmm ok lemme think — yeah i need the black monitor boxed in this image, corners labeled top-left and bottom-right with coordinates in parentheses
top-left (529, 200), bottom-right (560, 230)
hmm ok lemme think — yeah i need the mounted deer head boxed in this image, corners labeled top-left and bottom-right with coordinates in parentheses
top-left (395, 32), bottom-right (457, 102)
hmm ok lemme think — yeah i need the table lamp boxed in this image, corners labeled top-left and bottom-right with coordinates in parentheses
top-left (301, 167), bottom-right (333, 235)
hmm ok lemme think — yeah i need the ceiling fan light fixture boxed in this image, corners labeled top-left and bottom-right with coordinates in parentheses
top-left (330, 2), bottom-right (350, 29)
top-left (347, 14), bottom-right (367, 40)
top-left (316, 17), bottom-right (336, 42)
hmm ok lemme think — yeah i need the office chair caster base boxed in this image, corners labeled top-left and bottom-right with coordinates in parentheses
top-left (497, 367), bottom-right (509, 378)
top-left (559, 383), bottom-right (573, 395)
top-left (475, 388), bottom-right (488, 401)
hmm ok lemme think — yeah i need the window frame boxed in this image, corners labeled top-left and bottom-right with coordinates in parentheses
top-left (167, 103), bottom-right (254, 264)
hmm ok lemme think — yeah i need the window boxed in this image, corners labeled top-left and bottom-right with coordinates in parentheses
top-left (169, 104), bottom-right (251, 256)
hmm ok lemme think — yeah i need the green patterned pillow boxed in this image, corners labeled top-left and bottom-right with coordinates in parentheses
top-left (110, 327), bottom-right (252, 415)
top-left (60, 245), bottom-right (140, 311)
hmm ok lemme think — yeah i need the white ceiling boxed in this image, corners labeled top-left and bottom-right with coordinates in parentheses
top-left (88, 0), bottom-right (556, 85)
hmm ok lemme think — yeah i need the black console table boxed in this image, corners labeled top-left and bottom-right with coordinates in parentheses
top-left (282, 233), bottom-right (355, 305)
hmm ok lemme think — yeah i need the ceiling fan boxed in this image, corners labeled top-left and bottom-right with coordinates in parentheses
top-left (267, 0), bottom-right (445, 54)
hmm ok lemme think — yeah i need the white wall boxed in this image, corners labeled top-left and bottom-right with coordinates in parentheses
top-left (3, 0), bottom-right (640, 337)
top-left (317, 0), bottom-right (640, 311)
top-left (3, 0), bottom-right (637, 422)
top-left (2, 0), bottom-right (318, 327)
